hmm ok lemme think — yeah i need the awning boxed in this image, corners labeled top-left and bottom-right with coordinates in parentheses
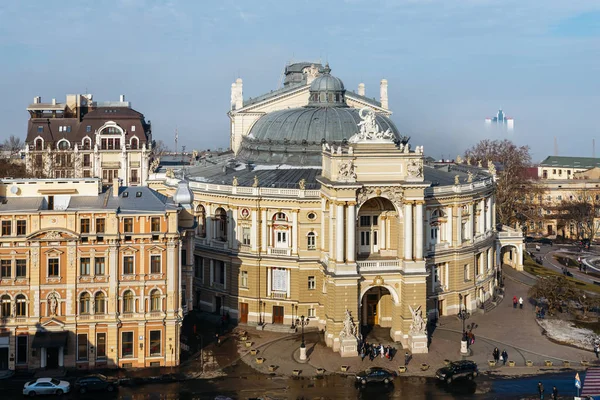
top-left (31, 331), bottom-right (68, 349)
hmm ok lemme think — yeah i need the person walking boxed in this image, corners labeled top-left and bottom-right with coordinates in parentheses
top-left (552, 386), bottom-right (558, 400)
top-left (501, 349), bottom-right (508, 366)
top-left (519, 297), bottom-right (524, 309)
top-left (493, 347), bottom-right (500, 363)
top-left (513, 296), bottom-right (518, 309)
top-left (594, 342), bottom-right (599, 359)
top-left (379, 343), bottom-right (385, 359)
top-left (404, 351), bottom-right (410, 366)
top-left (538, 381), bottom-right (544, 400)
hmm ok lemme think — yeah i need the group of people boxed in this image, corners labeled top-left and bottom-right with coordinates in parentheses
top-left (534, 305), bottom-right (546, 319)
top-left (359, 341), bottom-right (397, 362)
top-left (537, 381), bottom-right (559, 400)
top-left (492, 347), bottom-right (509, 365)
top-left (513, 296), bottom-right (524, 309)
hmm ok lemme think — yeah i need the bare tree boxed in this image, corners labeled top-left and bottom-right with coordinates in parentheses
top-left (2, 135), bottom-right (23, 154)
top-left (464, 139), bottom-right (542, 228)
top-left (528, 275), bottom-right (576, 316)
top-left (548, 188), bottom-right (600, 241)
top-left (152, 140), bottom-right (168, 157)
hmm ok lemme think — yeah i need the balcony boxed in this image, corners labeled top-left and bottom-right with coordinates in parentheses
top-left (267, 247), bottom-right (292, 257)
top-left (211, 282), bottom-right (225, 291)
top-left (270, 291), bottom-right (287, 299)
top-left (357, 259), bottom-right (401, 273)
top-left (210, 240), bottom-right (228, 249)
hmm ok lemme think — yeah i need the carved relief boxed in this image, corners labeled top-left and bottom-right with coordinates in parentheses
top-left (42, 231), bottom-right (62, 240)
top-left (67, 246), bottom-right (76, 269)
top-left (407, 160), bottom-right (423, 178)
top-left (338, 160), bottom-right (357, 182)
top-left (357, 186), bottom-right (404, 209)
top-left (30, 247), bottom-right (39, 270)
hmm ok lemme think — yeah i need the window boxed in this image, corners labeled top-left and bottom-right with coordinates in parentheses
top-left (80, 258), bottom-right (90, 275)
top-left (1, 260), bottom-right (10, 279)
top-left (240, 271), bottom-right (248, 288)
top-left (275, 212), bottom-right (287, 221)
top-left (48, 258), bottom-right (59, 276)
top-left (95, 257), bottom-right (105, 275)
top-left (464, 264), bottom-right (470, 281)
top-left (123, 290), bottom-right (134, 313)
top-left (307, 212), bottom-right (316, 220)
top-left (130, 137), bottom-right (138, 149)
top-left (276, 231), bottom-right (287, 244)
top-left (58, 140), bottom-right (69, 150)
top-left (95, 292), bottom-right (105, 314)
top-left (37, 126), bottom-right (43, 133)
top-left (83, 170), bottom-right (91, 178)
top-left (131, 125), bottom-right (136, 132)
top-left (96, 333), bottom-right (106, 359)
top-left (150, 255), bottom-right (161, 274)
top-left (242, 227), bottom-right (251, 246)
top-left (86, 125), bottom-right (92, 133)
top-left (308, 276), bottom-right (316, 290)
top-left (124, 218), bottom-right (133, 233)
top-left (360, 216), bottom-right (370, 227)
top-left (123, 256), bottom-right (134, 275)
top-left (15, 294), bottom-right (26, 316)
top-left (16, 259), bottom-right (26, 277)
top-left (17, 336), bottom-right (27, 364)
top-left (149, 330), bottom-right (161, 356)
top-left (150, 290), bottom-right (161, 311)
top-left (151, 217), bottom-right (160, 232)
top-left (307, 232), bottom-right (316, 249)
top-left (1, 295), bottom-right (10, 317)
top-left (122, 332), bottom-right (134, 358)
top-left (79, 292), bottom-right (91, 314)
top-left (194, 256), bottom-right (203, 279)
top-left (16, 220), bottom-right (26, 236)
top-left (96, 218), bottom-right (105, 233)
top-left (308, 308), bottom-right (316, 318)
top-left (83, 154), bottom-right (91, 167)
top-left (77, 334), bottom-right (88, 361)
top-left (1, 220), bottom-right (11, 236)
top-left (130, 169), bottom-right (139, 183)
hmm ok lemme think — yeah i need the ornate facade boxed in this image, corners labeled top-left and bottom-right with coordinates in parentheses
top-left (0, 178), bottom-right (183, 371)
top-left (151, 62), bottom-right (523, 355)
top-left (24, 94), bottom-right (152, 186)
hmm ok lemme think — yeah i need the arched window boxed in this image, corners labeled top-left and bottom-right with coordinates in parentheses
top-left (82, 138), bottom-right (91, 150)
top-left (16, 294), bottom-right (26, 317)
top-left (214, 208), bottom-right (227, 241)
top-left (35, 138), bottom-right (43, 151)
top-left (57, 140), bottom-right (70, 150)
top-left (274, 212), bottom-right (288, 222)
top-left (307, 232), bottom-right (316, 250)
top-left (150, 290), bottom-right (161, 312)
top-left (196, 205), bottom-right (206, 238)
top-left (79, 292), bottom-right (90, 314)
top-left (95, 292), bottom-right (105, 314)
top-left (123, 290), bottom-right (134, 313)
top-left (130, 137), bottom-right (138, 150)
top-left (0, 295), bottom-right (10, 317)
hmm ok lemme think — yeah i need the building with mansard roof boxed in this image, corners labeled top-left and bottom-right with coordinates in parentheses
top-left (151, 62), bottom-right (523, 356)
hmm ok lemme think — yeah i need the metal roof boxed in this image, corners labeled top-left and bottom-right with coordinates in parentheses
top-left (540, 156), bottom-right (600, 169)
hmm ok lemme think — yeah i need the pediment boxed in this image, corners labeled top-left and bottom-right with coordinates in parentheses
top-left (147, 245), bottom-right (164, 254)
top-left (29, 229), bottom-right (80, 241)
top-left (41, 318), bottom-right (65, 330)
top-left (44, 248), bottom-right (64, 256)
top-left (120, 246), bottom-right (139, 255)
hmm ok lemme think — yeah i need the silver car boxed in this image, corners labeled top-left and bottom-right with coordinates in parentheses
top-left (23, 377), bottom-right (71, 396)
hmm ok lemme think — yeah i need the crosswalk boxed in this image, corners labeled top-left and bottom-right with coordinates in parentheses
top-left (582, 367), bottom-right (600, 397)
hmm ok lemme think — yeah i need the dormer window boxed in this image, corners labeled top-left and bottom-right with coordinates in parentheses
top-left (57, 140), bottom-right (70, 150)
top-left (130, 137), bottom-right (138, 150)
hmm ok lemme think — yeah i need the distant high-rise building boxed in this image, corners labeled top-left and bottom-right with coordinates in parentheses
top-left (485, 109), bottom-right (514, 131)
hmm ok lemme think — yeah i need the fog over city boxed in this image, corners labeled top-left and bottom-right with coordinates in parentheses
top-left (0, 0), bottom-right (599, 161)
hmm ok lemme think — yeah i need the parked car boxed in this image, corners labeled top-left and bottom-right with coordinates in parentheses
top-left (23, 377), bottom-right (71, 396)
top-left (537, 238), bottom-right (553, 246)
top-left (355, 367), bottom-right (397, 385)
top-left (436, 360), bottom-right (478, 384)
top-left (74, 374), bottom-right (118, 394)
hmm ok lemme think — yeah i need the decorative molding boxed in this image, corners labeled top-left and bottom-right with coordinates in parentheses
top-left (338, 160), bottom-right (357, 182)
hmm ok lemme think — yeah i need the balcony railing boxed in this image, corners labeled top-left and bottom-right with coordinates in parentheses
top-left (270, 291), bottom-right (287, 299)
top-left (212, 282), bottom-right (225, 291)
top-left (268, 247), bottom-right (292, 256)
top-left (357, 259), bottom-right (401, 272)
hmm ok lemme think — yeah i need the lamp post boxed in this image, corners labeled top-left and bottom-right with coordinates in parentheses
top-left (258, 301), bottom-right (263, 325)
top-left (458, 294), bottom-right (470, 355)
top-left (296, 315), bottom-right (309, 361)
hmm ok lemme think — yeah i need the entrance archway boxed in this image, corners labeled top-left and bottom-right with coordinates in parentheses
top-left (357, 197), bottom-right (397, 258)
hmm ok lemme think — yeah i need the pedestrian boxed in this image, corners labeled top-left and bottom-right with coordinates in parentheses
top-left (404, 351), bottom-right (410, 366)
top-left (513, 296), bottom-right (518, 309)
top-left (493, 347), bottom-right (500, 363)
top-left (519, 297), bottom-right (524, 309)
top-left (501, 349), bottom-right (508, 366)
top-left (594, 342), bottom-right (599, 359)
top-left (584, 264), bottom-right (588, 273)
top-left (215, 332), bottom-right (221, 346)
top-left (538, 381), bottom-right (544, 400)
top-left (552, 386), bottom-right (558, 400)
top-left (360, 343), bottom-right (366, 361)
top-left (389, 346), bottom-right (395, 361)
top-left (379, 343), bottom-right (385, 359)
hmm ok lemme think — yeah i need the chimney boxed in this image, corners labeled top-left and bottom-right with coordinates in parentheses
top-left (120, 94), bottom-right (125, 102)
top-left (380, 79), bottom-right (388, 110)
top-left (113, 178), bottom-right (120, 197)
top-left (34, 96), bottom-right (41, 104)
top-left (358, 83), bottom-right (365, 96)
top-left (235, 78), bottom-right (243, 110)
top-left (52, 98), bottom-right (56, 105)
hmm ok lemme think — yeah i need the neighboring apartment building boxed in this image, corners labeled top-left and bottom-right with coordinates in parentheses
top-left (23, 94), bottom-right (153, 186)
top-left (537, 156), bottom-right (600, 180)
top-left (0, 178), bottom-right (187, 372)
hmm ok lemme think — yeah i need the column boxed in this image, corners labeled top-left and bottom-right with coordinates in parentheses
top-left (456, 205), bottom-right (462, 245)
top-left (251, 209), bottom-right (258, 251)
top-left (329, 202), bottom-right (334, 256)
top-left (486, 197), bottom-right (492, 232)
top-left (267, 267), bottom-right (272, 297)
top-left (336, 202), bottom-right (345, 263)
top-left (492, 196), bottom-right (496, 228)
top-left (261, 209), bottom-right (267, 252)
top-left (227, 209), bottom-right (236, 249)
top-left (292, 210), bottom-right (298, 255)
top-left (415, 202), bottom-right (424, 260)
top-left (445, 206), bottom-right (453, 245)
top-left (286, 269), bottom-right (291, 299)
top-left (404, 202), bottom-right (413, 261)
top-left (347, 202), bottom-right (356, 262)
top-left (468, 203), bottom-right (474, 240)
top-left (205, 204), bottom-right (213, 241)
top-left (41, 348), bottom-right (47, 368)
top-left (379, 216), bottom-right (386, 250)
top-left (479, 199), bottom-right (485, 234)
top-left (58, 346), bottom-right (64, 367)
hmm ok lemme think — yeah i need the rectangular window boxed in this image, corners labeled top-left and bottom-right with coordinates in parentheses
top-left (242, 227), bottom-right (251, 245)
top-left (308, 276), bottom-right (316, 290)
top-left (83, 170), bottom-right (91, 178)
top-left (1, 220), bottom-right (11, 236)
top-left (123, 218), bottom-right (133, 233)
top-left (81, 218), bottom-right (90, 234)
top-left (194, 256), bottom-right (203, 279)
top-left (16, 220), bottom-right (26, 236)
top-left (130, 169), bottom-right (138, 183)
top-left (464, 264), bottom-right (470, 281)
top-left (48, 258), bottom-right (59, 276)
top-left (308, 308), bottom-right (316, 318)
top-left (86, 125), bottom-right (91, 133)
top-left (149, 330), bottom-right (161, 356)
top-left (240, 270), bottom-right (248, 288)
top-left (0, 260), bottom-right (11, 279)
top-left (123, 256), bottom-right (134, 275)
top-left (122, 332), bottom-right (134, 358)
top-left (77, 333), bottom-right (88, 361)
top-left (151, 217), bottom-right (160, 232)
top-left (131, 125), bottom-right (136, 132)
top-left (83, 154), bottom-right (91, 167)
top-left (17, 336), bottom-right (27, 364)
top-left (150, 255), bottom-right (161, 274)
top-left (37, 126), bottom-right (43, 133)
top-left (96, 333), bottom-right (106, 359)
top-left (16, 259), bottom-right (26, 277)
top-left (96, 218), bottom-right (105, 233)
top-left (307, 233), bottom-right (316, 249)
top-left (80, 257), bottom-right (90, 275)
top-left (95, 257), bottom-right (105, 275)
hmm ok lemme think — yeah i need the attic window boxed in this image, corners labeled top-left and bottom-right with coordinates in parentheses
top-left (122, 192), bottom-right (129, 198)
top-left (136, 192), bottom-right (142, 198)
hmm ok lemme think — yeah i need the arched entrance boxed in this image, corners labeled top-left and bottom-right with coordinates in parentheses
top-left (500, 244), bottom-right (520, 269)
top-left (357, 197), bottom-right (397, 258)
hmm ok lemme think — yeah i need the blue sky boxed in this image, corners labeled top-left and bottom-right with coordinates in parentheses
top-left (0, 0), bottom-right (599, 162)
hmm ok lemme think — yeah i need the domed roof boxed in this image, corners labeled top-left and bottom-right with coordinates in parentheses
top-left (310, 73), bottom-right (345, 92)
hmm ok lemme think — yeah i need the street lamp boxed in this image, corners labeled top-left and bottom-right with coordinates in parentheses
top-left (458, 294), bottom-right (471, 355)
top-left (296, 315), bottom-right (310, 361)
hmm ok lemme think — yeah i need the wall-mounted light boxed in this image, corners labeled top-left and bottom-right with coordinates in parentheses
top-left (139, 343), bottom-right (143, 350)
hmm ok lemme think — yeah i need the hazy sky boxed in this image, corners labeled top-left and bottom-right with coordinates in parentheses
top-left (1, 0), bottom-right (599, 162)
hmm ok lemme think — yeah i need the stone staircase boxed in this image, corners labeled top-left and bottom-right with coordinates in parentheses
top-left (255, 323), bottom-right (297, 334)
top-left (484, 293), bottom-right (504, 313)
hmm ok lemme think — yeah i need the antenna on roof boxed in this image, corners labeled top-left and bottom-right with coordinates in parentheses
top-left (554, 136), bottom-right (558, 156)
top-left (594, 139), bottom-right (596, 158)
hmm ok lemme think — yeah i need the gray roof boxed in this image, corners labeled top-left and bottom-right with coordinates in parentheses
top-left (310, 74), bottom-right (344, 92)
top-left (540, 156), bottom-right (600, 169)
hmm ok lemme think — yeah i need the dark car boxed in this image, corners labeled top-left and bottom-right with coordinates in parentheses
top-left (74, 374), bottom-right (118, 394)
top-left (355, 367), bottom-right (396, 385)
top-left (537, 238), bottom-right (553, 246)
top-left (436, 360), bottom-right (478, 384)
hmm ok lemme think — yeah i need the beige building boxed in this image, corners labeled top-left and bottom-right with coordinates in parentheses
top-left (0, 178), bottom-right (185, 371)
top-left (151, 63), bottom-right (523, 356)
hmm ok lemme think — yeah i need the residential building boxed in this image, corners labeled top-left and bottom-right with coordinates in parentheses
top-left (538, 156), bottom-right (600, 180)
